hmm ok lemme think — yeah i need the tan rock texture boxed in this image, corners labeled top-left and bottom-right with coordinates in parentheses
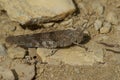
top-left (37, 46), bottom-right (104, 65)
top-left (0, 0), bottom-right (76, 24)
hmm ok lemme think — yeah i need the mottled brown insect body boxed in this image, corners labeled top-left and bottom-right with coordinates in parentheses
top-left (6, 28), bottom-right (84, 48)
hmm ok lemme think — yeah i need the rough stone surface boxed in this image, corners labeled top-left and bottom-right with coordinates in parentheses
top-left (86, 41), bottom-right (104, 63)
top-left (106, 12), bottom-right (118, 25)
top-left (92, 1), bottom-right (104, 15)
top-left (0, 0), bottom-right (76, 24)
top-left (0, 44), bottom-right (7, 56)
top-left (11, 62), bottom-right (35, 80)
top-left (94, 19), bottom-right (103, 31)
top-left (43, 23), bottom-right (55, 28)
top-left (37, 48), bottom-right (54, 62)
top-left (100, 22), bottom-right (111, 34)
top-left (37, 46), bottom-right (104, 65)
top-left (7, 47), bottom-right (26, 59)
top-left (0, 66), bottom-right (15, 80)
top-left (60, 19), bottom-right (73, 27)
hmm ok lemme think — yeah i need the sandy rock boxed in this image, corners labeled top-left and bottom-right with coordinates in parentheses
top-left (37, 48), bottom-right (61, 65)
top-left (0, 66), bottom-right (15, 80)
top-left (7, 47), bottom-right (26, 59)
top-left (11, 63), bottom-right (35, 80)
top-left (92, 1), bottom-right (104, 15)
top-left (0, 0), bottom-right (76, 24)
top-left (78, 2), bottom-right (88, 15)
top-left (37, 46), bottom-right (104, 65)
top-left (94, 19), bottom-right (103, 31)
top-left (43, 23), bottom-right (55, 28)
top-left (106, 12), bottom-right (118, 25)
top-left (87, 41), bottom-right (104, 63)
top-left (100, 22), bottom-right (111, 34)
top-left (0, 44), bottom-right (7, 56)
top-left (37, 48), bottom-right (55, 62)
top-left (28, 48), bottom-right (41, 62)
top-left (60, 19), bottom-right (73, 27)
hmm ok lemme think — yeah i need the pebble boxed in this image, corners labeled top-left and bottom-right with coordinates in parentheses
top-left (0, 66), bottom-right (15, 80)
top-left (94, 19), bottom-right (103, 31)
top-left (106, 12), bottom-right (118, 25)
top-left (0, 44), bottom-right (7, 56)
top-left (100, 22), bottom-right (111, 34)
top-left (0, 0), bottom-right (76, 25)
top-left (7, 47), bottom-right (26, 59)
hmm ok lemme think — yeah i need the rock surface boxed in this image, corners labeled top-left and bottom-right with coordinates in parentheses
top-left (0, 44), bottom-right (7, 56)
top-left (11, 62), bottom-right (35, 80)
top-left (0, 66), bottom-right (15, 80)
top-left (100, 22), bottom-right (111, 34)
top-left (91, 1), bottom-right (104, 15)
top-left (0, 0), bottom-right (76, 24)
top-left (94, 19), bottom-right (103, 31)
top-left (37, 46), bottom-right (104, 65)
top-left (7, 47), bottom-right (26, 59)
top-left (106, 12), bottom-right (118, 25)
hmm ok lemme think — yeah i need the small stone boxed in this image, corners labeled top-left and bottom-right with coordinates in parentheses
top-left (0, 66), bottom-right (15, 80)
top-left (87, 41), bottom-right (104, 63)
top-left (28, 48), bottom-right (37, 58)
top-left (7, 47), bottom-right (26, 59)
top-left (100, 22), bottom-right (111, 34)
top-left (60, 19), bottom-right (73, 27)
top-left (78, 2), bottom-right (87, 15)
top-left (37, 48), bottom-right (55, 62)
top-left (0, 0), bottom-right (76, 24)
top-left (106, 12), bottom-right (118, 25)
top-left (11, 63), bottom-right (35, 80)
top-left (28, 48), bottom-right (41, 62)
top-left (0, 44), bottom-right (7, 56)
top-left (43, 23), bottom-right (55, 28)
top-left (92, 1), bottom-right (104, 15)
top-left (37, 46), bottom-right (104, 65)
top-left (94, 19), bottom-right (103, 31)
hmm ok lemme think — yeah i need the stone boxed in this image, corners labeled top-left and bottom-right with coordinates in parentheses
top-left (28, 48), bottom-right (41, 62)
top-left (0, 66), bottom-right (15, 80)
top-left (43, 23), bottom-right (55, 28)
top-left (0, 0), bottom-right (76, 24)
top-left (0, 44), bottom-right (7, 56)
top-left (60, 19), bottom-right (73, 27)
top-left (28, 48), bottom-right (37, 58)
top-left (11, 62), bottom-right (35, 80)
top-left (7, 47), bottom-right (26, 59)
top-left (78, 2), bottom-right (87, 15)
top-left (37, 48), bottom-right (55, 62)
top-left (86, 41), bottom-right (104, 63)
top-left (100, 22), bottom-right (111, 34)
top-left (37, 46), bottom-right (104, 65)
top-left (106, 12), bottom-right (118, 25)
top-left (94, 19), bottom-right (103, 31)
top-left (92, 1), bottom-right (104, 15)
